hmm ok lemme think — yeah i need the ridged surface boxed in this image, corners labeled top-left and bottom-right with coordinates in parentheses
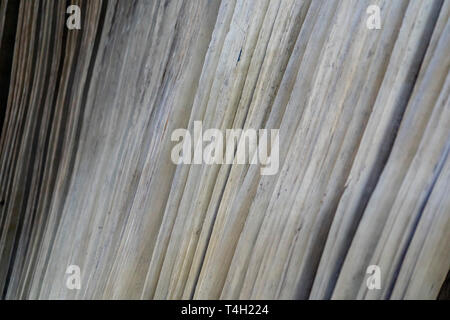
top-left (0, 0), bottom-right (448, 299)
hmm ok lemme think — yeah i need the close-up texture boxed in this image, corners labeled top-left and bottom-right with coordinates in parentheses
top-left (0, 0), bottom-right (449, 300)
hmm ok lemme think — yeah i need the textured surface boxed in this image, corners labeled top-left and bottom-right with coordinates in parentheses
top-left (0, 0), bottom-right (449, 299)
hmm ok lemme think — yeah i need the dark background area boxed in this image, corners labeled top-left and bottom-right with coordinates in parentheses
top-left (0, 0), bottom-right (20, 134)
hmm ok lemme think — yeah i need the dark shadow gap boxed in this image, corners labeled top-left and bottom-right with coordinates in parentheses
top-left (0, 0), bottom-right (20, 135)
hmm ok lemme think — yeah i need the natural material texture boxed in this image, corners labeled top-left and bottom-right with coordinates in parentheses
top-left (0, 0), bottom-right (449, 299)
